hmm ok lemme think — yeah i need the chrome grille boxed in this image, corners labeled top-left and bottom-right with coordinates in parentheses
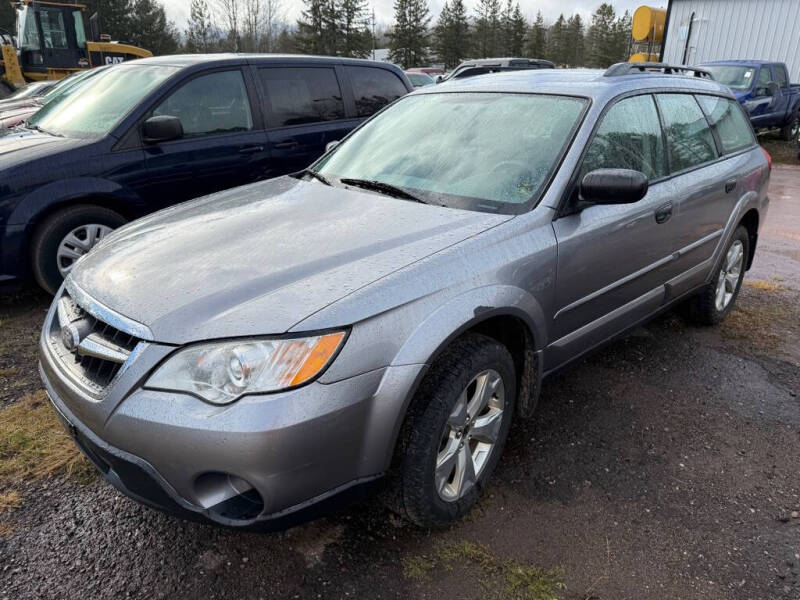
top-left (47, 290), bottom-right (142, 393)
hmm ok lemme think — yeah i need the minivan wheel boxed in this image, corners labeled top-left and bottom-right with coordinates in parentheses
top-left (387, 333), bottom-right (516, 528)
top-left (689, 225), bottom-right (749, 325)
top-left (31, 205), bottom-right (126, 294)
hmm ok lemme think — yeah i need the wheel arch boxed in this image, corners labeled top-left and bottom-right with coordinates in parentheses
top-left (738, 208), bottom-right (759, 270)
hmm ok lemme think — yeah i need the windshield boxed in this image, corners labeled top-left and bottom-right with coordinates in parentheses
top-left (38, 68), bottom-right (105, 107)
top-left (407, 73), bottom-right (434, 87)
top-left (705, 66), bottom-right (755, 91)
top-left (5, 82), bottom-right (51, 100)
top-left (28, 65), bottom-right (178, 138)
top-left (315, 92), bottom-right (587, 214)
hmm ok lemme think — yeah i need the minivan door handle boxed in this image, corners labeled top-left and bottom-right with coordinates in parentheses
top-left (725, 179), bottom-right (737, 194)
top-left (273, 140), bottom-right (298, 149)
top-left (654, 202), bottom-right (673, 224)
top-left (238, 145), bottom-right (264, 154)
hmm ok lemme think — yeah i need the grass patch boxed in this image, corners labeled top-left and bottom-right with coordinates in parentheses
top-left (0, 367), bottom-right (20, 379)
top-left (403, 540), bottom-right (565, 600)
top-left (761, 134), bottom-right (799, 165)
top-left (0, 522), bottom-right (15, 537)
top-left (0, 390), bottom-right (95, 485)
top-left (0, 490), bottom-right (21, 512)
top-left (744, 280), bottom-right (785, 293)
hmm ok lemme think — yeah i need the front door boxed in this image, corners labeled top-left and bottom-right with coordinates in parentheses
top-left (143, 68), bottom-right (270, 208)
top-left (548, 94), bottom-right (676, 369)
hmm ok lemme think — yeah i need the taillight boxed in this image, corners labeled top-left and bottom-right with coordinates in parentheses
top-left (761, 146), bottom-right (772, 171)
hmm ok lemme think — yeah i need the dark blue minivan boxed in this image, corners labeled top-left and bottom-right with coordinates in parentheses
top-left (0, 54), bottom-right (412, 293)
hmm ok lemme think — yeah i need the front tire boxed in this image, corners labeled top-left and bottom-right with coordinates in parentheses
top-left (30, 205), bottom-right (126, 294)
top-left (388, 333), bottom-right (516, 528)
top-left (689, 225), bottom-right (749, 325)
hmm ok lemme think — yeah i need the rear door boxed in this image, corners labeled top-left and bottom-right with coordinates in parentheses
top-left (257, 65), bottom-right (357, 177)
top-left (771, 65), bottom-right (791, 121)
top-left (142, 68), bottom-right (270, 207)
top-left (341, 65), bottom-right (409, 119)
top-left (549, 94), bottom-right (675, 367)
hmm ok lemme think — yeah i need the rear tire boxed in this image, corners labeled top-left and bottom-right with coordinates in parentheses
top-left (386, 333), bottom-right (516, 528)
top-left (780, 109), bottom-right (800, 142)
top-left (30, 205), bottom-right (126, 294)
top-left (688, 226), bottom-right (749, 326)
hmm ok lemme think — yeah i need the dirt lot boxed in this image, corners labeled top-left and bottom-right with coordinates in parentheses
top-left (0, 166), bottom-right (798, 600)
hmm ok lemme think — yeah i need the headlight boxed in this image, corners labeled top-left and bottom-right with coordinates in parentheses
top-left (145, 332), bottom-right (346, 404)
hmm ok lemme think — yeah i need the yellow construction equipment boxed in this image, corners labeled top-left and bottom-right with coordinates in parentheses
top-left (0, 0), bottom-right (151, 97)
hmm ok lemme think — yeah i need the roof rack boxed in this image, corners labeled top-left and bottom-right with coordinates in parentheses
top-left (604, 62), bottom-right (715, 80)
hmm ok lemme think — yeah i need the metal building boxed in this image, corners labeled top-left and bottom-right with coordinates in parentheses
top-left (661, 0), bottom-right (800, 81)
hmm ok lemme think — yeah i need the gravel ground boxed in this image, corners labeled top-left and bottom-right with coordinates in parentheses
top-left (0, 166), bottom-right (798, 600)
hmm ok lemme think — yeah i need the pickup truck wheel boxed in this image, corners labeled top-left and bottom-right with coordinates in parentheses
top-left (689, 226), bottom-right (749, 326)
top-left (386, 333), bottom-right (516, 528)
top-left (30, 205), bottom-right (126, 294)
top-left (780, 110), bottom-right (800, 141)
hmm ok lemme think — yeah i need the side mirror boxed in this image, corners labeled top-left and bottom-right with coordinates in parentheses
top-left (580, 169), bottom-right (648, 205)
top-left (325, 140), bottom-right (340, 153)
top-left (435, 75), bottom-right (443, 83)
top-left (142, 115), bottom-right (183, 144)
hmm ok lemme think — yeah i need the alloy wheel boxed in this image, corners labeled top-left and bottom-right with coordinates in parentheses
top-left (435, 369), bottom-right (505, 502)
top-left (56, 224), bottom-right (113, 277)
top-left (715, 239), bottom-right (744, 312)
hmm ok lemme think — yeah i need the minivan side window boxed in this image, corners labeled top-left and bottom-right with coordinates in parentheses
top-left (580, 94), bottom-right (666, 181)
top-left (696, 95), bottom-right (755, 154)
top-left (345, 66), bottom-right (407, 118)
top-left (153, 70), bottom-right (253, 137)
top-left (259, 67), bottom-right (345, 127)
top-left (656, 94), bottom-right (718, 173)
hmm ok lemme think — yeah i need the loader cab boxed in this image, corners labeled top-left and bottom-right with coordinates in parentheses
top-left (16, 1), bottom-right (89, 79)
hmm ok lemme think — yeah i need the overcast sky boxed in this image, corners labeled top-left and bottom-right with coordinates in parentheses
top-left (163, 0), bottom-right (659, 33)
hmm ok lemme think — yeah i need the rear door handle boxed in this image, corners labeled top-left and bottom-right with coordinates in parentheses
top-left (239, 145), bottom-right (264, 154)
top-left (725, 179), bottom-right (737, 194)
top-left (273, 140), bottom-right (298, 149)
top-left (655, 202), bottom-right (673, 224)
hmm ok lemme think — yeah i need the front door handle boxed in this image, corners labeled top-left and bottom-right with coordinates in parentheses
top-left (273, 140), bottom-right (298, 149)
top-left (239, 145), bottom-right (264, 154)
top-left (655, 202), bottom-right (673, 224)
top-left (725, 179), bottom-right (737, 194)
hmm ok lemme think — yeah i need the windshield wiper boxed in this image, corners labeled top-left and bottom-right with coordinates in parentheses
top-left (27, 124), bottom-right (63, 138)
top-left (339, 178), bottom-right (426, 204)
top-left (299, 168), bottom-right (332, 186)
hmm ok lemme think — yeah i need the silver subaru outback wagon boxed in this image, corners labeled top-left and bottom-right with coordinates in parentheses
top-left (40, 64), bottom-right (770, 530)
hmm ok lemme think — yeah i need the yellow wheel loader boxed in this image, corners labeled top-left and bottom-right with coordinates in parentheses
top-left (0, 0), bottom-right (151, 97)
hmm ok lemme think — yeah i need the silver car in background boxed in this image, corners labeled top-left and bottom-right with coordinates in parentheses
top-left (40, 65), bottom-right (769, 530)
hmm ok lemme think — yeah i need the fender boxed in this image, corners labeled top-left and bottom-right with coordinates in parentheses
top-left (704, 187), bottom-right (765, 283)
top-left (8, 176), bottom-right (145, 226)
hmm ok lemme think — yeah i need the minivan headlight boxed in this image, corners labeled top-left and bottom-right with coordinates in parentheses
top-left (145, 332), bottom-right (346, 404)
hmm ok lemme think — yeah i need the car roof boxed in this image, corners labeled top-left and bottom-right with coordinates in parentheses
top-left (701, 60), bottom-right (777, 67)
top-left (421, 67), bottom-right (733, 101)
top-left (120, 53), bottom-right (405, 72)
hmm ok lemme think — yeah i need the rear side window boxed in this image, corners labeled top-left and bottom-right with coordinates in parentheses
top-left (656, 94), bottom-right (718, 173)
top-left (774, 65), bottom-right (788, 89)
top-left (581, 94), bottom-right (666, 181)
top-left (153, 70), bottom-right (253, 137)
top-left (696, 95), bottom-right (755, 154)
top-left (345, 66), bottom-right (407, 117)
top-left (259, 67), bottom-right (345, 127)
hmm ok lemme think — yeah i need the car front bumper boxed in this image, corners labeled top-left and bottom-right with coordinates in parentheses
top-left (39, 332), bottom-right (424, 529)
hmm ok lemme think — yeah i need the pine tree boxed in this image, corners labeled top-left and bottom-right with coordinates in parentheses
top-left (83, 0), bottom-right (134, 43)
top-left (433, 0), bottom-right (469, 69)
top-left (339, 0), bottom-right (372, 58)
top-left (185, 0), bottom-right (220, 52)
top-left (297, 0), bottom-right (333, 54)
top-left (525, 11), bottom-right (546, 59)
top-left (499, 0), bottom-right (525, 56)
top-left (612, 10), bottom-right (632, 63)
top-left (472, 0), bottom-right (501, 58)
top-left (587, 3), bottom-right (617, 68)
top-left (127, 0), bottom-right (180, 55)
top-left (547, 14), bottom-right (567, 66)
top-left (0, 1), bottom-right (15, 33)
top-left (565, 13), bottom-right (584, 67)
top-left (388, 0), bottom-right (431, 68)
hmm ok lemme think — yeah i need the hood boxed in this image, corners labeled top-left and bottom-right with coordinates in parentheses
top-left (0, 106), bottom-right (37, 127)
top-left (71, 177), bottom-right (510, 344)
top-left (0, 127), bottom-right (85, 162)
top-left (0, 98), bottom-right (39, 111)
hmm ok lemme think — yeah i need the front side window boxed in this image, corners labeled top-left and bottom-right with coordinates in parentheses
top-left (581, 94), bottom-right (665, 181)
top-left (259, 67), bottom-right (344, 127)
top-left (345, 66), bottom-right (407, 117)
top-left (696, 95), bottom-right (755, 154)
top-left (28, 64), bottom-right (178, 139)
top-left (755, 67), bottom-right (772, 95)
top-left (154, 70), bottom-right (253, 137)
top-left (315, 92), bottom-right (587, 213)
top-left (656, 94), bottom-right (718, 173)
top-left (39, 9), bottom-right (69, 49)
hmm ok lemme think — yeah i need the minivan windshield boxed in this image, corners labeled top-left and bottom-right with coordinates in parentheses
top-left (27, 64), bottom-right (178, 139)
top-left (704, 66), bottom-right (756, 91)
top-left (315, 92), bottom-right (587, 213)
